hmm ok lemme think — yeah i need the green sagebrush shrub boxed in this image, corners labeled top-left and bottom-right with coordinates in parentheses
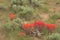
top-left (10, 0), bottom-right (48, 20)
top-left (3, 21), bottom-right (20, 33)
top-left (47, 33), bottom-right (60, 40)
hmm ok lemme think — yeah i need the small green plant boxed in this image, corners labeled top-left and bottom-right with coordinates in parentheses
top-left (50, 14), bottom-right (60, 20)
top-left (47, 33), bottom-right (60, 40)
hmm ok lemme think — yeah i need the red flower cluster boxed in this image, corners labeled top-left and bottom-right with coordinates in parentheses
top-left (46, 24), bottom-right (56, 31)
top-left (34, 20), bottom-right (45, 30)
top-left (22, 23), bottom-right (34, 30)
top-left (22, 21), bottom-right (56, 32)
top-left (22, 21), bottom-right (45, 31)
top-left (21, 20), bottom-right (57, 36)
top-left (9, 13), bottom-right (15, 20)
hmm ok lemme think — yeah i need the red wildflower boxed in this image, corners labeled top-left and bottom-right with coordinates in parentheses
top-left (18, 32), bottom-right (25, 36)
top-left (22, 23), bottom-right (31, 30)
top-left (9, 13), bottom-right (15, 20)
top-left (22, 23), bottom-right (35, 30)
top-left (30, 23), bottom-right (34, 27)
top-left (30, 23), bottom-right (35, 29)
top-left (34, 20), bottom-right (45, 29)
top-left (46, 24), bottom-right (56, 31)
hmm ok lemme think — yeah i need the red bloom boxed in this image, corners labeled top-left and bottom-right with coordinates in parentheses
top-left (34, 20), bottom-right (45, 29)
top-left (46, 24), bottom-right (56, 31)
top-left (30, 23), bottom-right (34, 27)
top-left (30, 23), bottom-right (35, 29)
top-left (22, 23), bottom-right (34, 30)
top-left (9, 13), bottom-right (15, 20)
top-left (18, 32), bottom-right (25, 36)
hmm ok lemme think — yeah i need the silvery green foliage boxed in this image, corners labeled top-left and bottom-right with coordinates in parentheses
top-left (11, 0), bottom-right (33, 12)
top-left (11, 0), bottom-right (17, 4)
top-left (47, 33), bottom-right (60, 40)
top-left (10, 0), bottom-right (45, 20)
top-left (31, 0), bottom-right (43, 5)
top-left (10, 0), bottom-right (44, 13)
